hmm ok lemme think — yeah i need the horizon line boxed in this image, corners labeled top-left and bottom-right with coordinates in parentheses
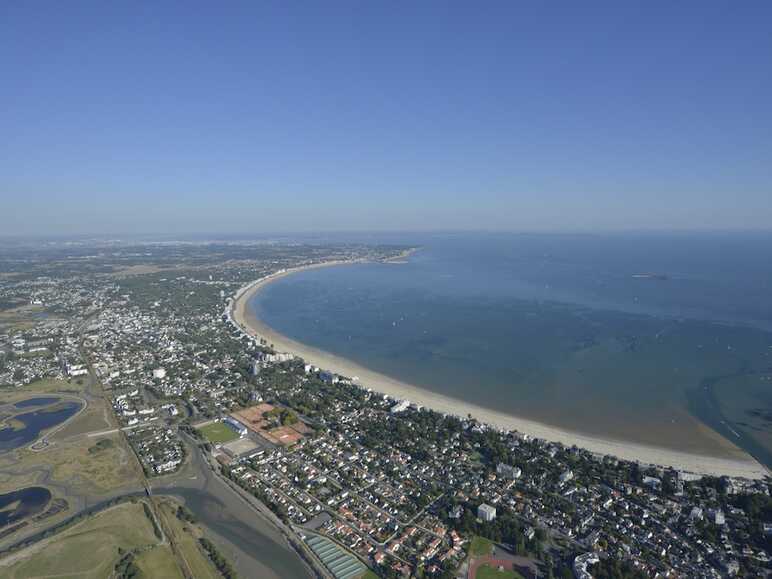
top-left (3, 226), bottom-right (772, 243)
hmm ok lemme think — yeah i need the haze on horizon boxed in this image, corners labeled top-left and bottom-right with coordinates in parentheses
top-left (1, 2), bottom-right (771, 236)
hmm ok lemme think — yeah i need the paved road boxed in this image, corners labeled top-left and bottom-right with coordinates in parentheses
top-left (85, 423), bottom-right (143, 438)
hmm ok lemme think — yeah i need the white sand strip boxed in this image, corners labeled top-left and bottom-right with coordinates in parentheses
top-left (229, 261), bottom-right (768, 480)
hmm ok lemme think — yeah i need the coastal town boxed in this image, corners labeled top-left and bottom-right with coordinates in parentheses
top-left (1, 240), bottom-right (771, 579)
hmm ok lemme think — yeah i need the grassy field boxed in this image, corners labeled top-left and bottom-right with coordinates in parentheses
top-left (134, 544), bottom-right (185, 579)
top-left (156, 498), bottom-right (221, 579)
top-left (475, 564), bottom-right (524, 579)
top-left (21, 432), bottom-right (140, 495)
top-left (469, 535), bottom-right (494, 557)
top-left (0, 430), bottom-right (140, 500)
top-left (53, 402), bottom-right (112, 439)
top-left (0, 469), bottom-right (38, 495)
top-left (0, 501), bottom-right (171, 579)
top-left (0, 379), bottom-right (82, 402)
top-left (198, 421), bottom-right (239, 444)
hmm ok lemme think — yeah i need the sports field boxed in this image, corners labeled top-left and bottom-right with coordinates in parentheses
top-left (198, 421), bottom-right (239, 444)
top-left (469, 535), bottom-right (494, 557)
top-left (475, 564), bottom-right (523, 579)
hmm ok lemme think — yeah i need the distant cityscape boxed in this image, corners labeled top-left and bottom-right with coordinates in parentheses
top-left (1, 240), bottom-right (770, 578)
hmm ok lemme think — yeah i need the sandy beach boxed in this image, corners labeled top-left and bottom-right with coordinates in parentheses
top-left (230, 261), bottom-right (769, 480)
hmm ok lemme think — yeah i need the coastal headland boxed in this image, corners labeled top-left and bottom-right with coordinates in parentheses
top-left (229, 258), bottom-right (768, 480)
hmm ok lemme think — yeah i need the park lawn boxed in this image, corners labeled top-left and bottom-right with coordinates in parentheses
top-left (469, 535), bottom-right (494, 557)
top-left (199, 421), bottom-right (239, 444)
top-left (475, 564), bottom-right (524, 579)
top-left (360, 571), bottom-right (380, 579)
top-left (134, 544), bottom-right (185, 579)
top-left (0, 501), bottom-right (162, 579)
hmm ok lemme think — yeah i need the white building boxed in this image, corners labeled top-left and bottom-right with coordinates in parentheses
top-left (155, 459), bottom-right (181, 474)
top-left (67, 364), bottom-right (88, 377)
top-left (478, 503), bottom-right (496, 522)
top-left (152, 368), bottom-right (167, 379)
top-left (390, 400), bottom-right (411, 414)
top-left (264, 352), bottom-right (294, 363)
top-left (223, 417), bottom-right (248, 438)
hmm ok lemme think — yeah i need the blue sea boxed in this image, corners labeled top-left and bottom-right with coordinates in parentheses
top-left (250, 232), bottom-right (772, 467)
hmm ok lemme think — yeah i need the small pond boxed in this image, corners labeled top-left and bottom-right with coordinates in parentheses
top-left (0, 402), bottom-right (81, 452)
top-left (13, 397), bottom-right (61, 409)
top-left (0, 487), bottom-right (52, 528)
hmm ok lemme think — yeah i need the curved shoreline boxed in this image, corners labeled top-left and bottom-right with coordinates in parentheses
top-left (229, 261), bottom-right (768, 480)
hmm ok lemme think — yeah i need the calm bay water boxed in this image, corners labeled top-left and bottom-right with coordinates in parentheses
top-left (251, 233), bottom-right (772, 466)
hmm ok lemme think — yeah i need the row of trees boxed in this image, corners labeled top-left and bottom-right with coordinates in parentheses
top-left (141, 502), bottom-right (163, 541)
top-left (199, 537), bottom-right (238, 579)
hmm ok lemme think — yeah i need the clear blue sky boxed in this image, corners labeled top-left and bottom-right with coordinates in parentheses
top-left (2, 1), bottom-right (771, 235)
